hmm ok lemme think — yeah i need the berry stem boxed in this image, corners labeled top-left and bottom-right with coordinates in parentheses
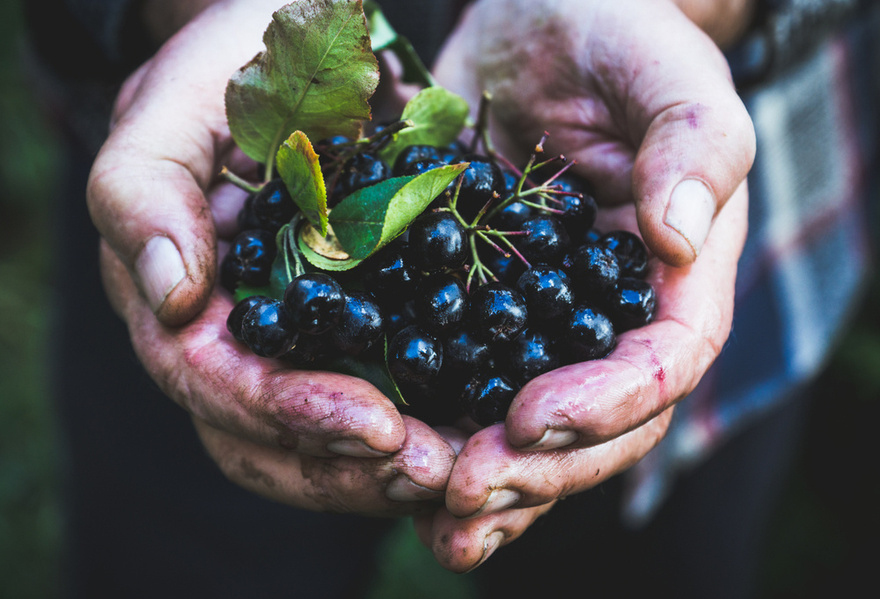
top-left (475, 229), bottom-right (509, 255)
top-left (219, 166), bottom-right (262, 194)
top-left (362, 119), bottom-right (414, 149)
top-left (466, 234), bottom-right (495, 291)
top-left (469, 91), bottom-right (494, 155)
top-left (277, 218), bottom-right (306, 286)
top-left (492, 232), bottom-right (531, 268)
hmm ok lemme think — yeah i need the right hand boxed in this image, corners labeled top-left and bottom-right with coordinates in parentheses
top-left (88, 0), bottom-right (456, 515)
top-left (420, 0), bottom-right (756, 570)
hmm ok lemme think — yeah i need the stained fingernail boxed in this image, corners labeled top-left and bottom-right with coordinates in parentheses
top-left (664, 179), bottom-right (716, 259)
top-left (466, 531), bottom-right (505, 573)
top-left (135, 236), bottom-right (186, 313)
top-left (525, 428), bottom-right (578, 451)
top-left (326, 439), bottom-right (391, 458)
top-left (386, 475), bottom-right (443, 502)
top-left (469, 489), bottom-right (521, 518)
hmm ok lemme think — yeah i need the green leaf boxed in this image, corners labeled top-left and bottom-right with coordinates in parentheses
top-left (379, 87), bottom-right (470, 165)
top-left (276, 131), bottom-right (328, 234)
top-left (225, 0), bottom-right (379, 168)
top-left (328, 163), bottom-right (469, 260)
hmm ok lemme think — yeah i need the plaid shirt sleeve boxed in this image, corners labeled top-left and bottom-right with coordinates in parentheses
top-left (622, 3), bottom-right (880, 525)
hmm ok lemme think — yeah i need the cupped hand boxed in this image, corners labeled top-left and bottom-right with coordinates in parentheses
top-left (88, 0), bottom-right (456, 514)
top-left (422, 0), bottom-right (754, 570)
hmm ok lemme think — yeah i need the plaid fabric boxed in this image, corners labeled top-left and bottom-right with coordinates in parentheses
top-left (623, 8), bottom-right (879, 525)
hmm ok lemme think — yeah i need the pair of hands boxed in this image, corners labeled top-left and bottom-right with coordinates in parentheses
top-left (87, 0), bottom-right (755, 572)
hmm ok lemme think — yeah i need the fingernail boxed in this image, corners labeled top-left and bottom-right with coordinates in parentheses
top-left (664, 179), bottom-right (715, 258)
top-left (525, 428), bottom-right (578, 451)
top-left (466, 531), bottom-right (505, 573)
top-left (469, 489), bottom-right (521, 518)
top-left (326, 439), bottom-right (391, 458)
top-left (135, 236), bottom-right (186, 313)
top-left (386, 475), bottom-right (443, 502)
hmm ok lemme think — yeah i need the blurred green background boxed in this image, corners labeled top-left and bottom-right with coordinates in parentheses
top-left (1, 0), bottom-right (877, 597)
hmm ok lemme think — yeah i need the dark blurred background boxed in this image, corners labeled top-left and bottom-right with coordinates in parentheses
top-left (1, 0), bottom-right (877, 597)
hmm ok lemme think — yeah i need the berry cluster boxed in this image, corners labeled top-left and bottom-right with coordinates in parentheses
top-left (221, 136), bottom-right (656, 427)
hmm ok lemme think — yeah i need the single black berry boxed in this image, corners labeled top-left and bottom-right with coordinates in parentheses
top-left (220, 229), bottom-right (277, 292)
top-left (237, 178), bottom-right (297, 233)
top-left (330, 291), bottom-right (385, 355)
top-left (468, 282), bottom-right (528, 344)
top-left (491, 200), bottom-right (534, 231)
top-left (548, 174), bottom-right (598, 240)
top-left (442, 327), bottom-right (494, 375)
top-left (240, 297), bottom-right (299, 358)
top-left (407, 211), bottom-right (468, 273)
top-left (605, 277), bottom-right (657, 332)
top-left (414, 273), bottom-right (469, 334)
top-left (600, 230), bottom-right (649, 278)
top-left (515, 265), bottom-right (575, 323)
top-left (503, 327), bottom-right (560, 385)
top-left (564, 304), bottom-right (616, 362)
top-left (339, 152), bottom-right (392, 197)
top-left (566, 243), bottom-right (621, 302)
top-left (387, 325), bottom-right (443, 386)
top-left (460, 373), bottom-right (519, 426)
top-left (227, 295), bottom-right (271, 343)
top-left (450, 153), bottom-right (506, 220)
top-left (361, 243), bottom-right (420, 303)
top-left (283, 272), bottom-right (346, 335)
top-left (517, 215), bottom-right (571, 265)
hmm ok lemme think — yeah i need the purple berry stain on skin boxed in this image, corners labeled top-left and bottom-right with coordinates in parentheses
top-left (654, 362), bottom-right (666, 383)
top-left (637, 338), bottom-right (666, 385)
top-left (685, 105), bottom-right (702, 129)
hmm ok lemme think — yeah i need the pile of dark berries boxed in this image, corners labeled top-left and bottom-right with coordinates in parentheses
top-left (221, 136), bottom-right (657, 427)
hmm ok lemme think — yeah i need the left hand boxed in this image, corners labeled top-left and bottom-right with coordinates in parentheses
top-left (417, 0), bottom-right (754, 571)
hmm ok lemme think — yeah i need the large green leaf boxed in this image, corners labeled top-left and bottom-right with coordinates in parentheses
top-left (225, 0), bottom-right (379, 168)
top-left (379, 87), bottom-right (470, 164)
top-left (276, 131), bottom-right (328, 234)
top-left (328, 163), bottom-right (469, 260)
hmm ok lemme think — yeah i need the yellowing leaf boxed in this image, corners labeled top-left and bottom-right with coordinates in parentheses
top-left (276, 131), bottom-right (328, 235)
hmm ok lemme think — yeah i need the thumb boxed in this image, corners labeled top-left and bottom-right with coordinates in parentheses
top-left (87, 124), bottom-right (219, 326)
top-left (86, 2), bottom-right (272, 326)
top-left (632, 86), bottom-right (755, 266)
top-left (625, 7), bottom-right (756, 267)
